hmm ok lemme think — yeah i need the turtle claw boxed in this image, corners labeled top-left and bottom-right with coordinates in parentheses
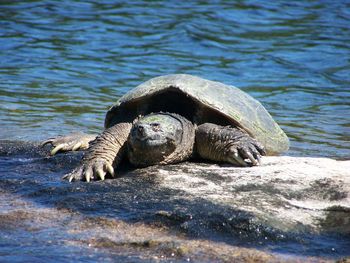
top-left (228, 148), bottom-right (248, 166)
top-left (247, 152), bottom-right (258, 165)
top-left (62, 166), bottom-right (85, 182)
top-left (106, 164), bottom-right (115, 178)
top-left (72, 142), bottom-right (82, 151)
top-left (63, 158), bottom-right (115, 182)
top-left (85, 168), bottom-right (93, 182)
top-left (240, 148), bottom-right (259, 166)
top-left (256, 154), bottom-right (261, 165)
top-left (41, 139), bottom-right (54, 147)
top-left (51, 144), bottom-right (65, 155)
top-left (66, 173), bottom-right (78, 183)
top-left (96, 168), bottom-right (105, 181)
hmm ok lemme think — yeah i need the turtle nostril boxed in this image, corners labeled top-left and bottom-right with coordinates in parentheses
top-left (137, 125), bottom-right (145, 136)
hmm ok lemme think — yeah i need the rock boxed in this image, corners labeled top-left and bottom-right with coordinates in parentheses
top-left (135, 156), bottom-right (350, 235)
top-left (0, 141), bottom-right (349, 261)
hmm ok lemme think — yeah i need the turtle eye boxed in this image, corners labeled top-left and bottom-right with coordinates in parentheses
top-left (150, 123), bottom-right (160, 131)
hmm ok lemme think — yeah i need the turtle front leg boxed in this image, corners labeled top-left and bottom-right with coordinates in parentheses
top-left (42, 133), bottom-right (97, 155)
top-left (195, 123), bottom-right (266, 166)
top-left (64, 122), bottom-right (132, 182)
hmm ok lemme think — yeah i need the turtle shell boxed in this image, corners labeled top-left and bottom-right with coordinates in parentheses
top-left (105, 74), bottom-right (289, 155)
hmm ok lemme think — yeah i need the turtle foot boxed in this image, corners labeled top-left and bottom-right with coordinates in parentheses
top-left (63, 158), bottom-right (115, 182)
top-left (42, 132), bottom-right (96, 155)
top-left (227, 136), bottom-right (266, 167)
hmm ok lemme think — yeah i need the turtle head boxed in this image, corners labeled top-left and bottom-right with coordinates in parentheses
top-left (127, 113), bottom-right (186, 166)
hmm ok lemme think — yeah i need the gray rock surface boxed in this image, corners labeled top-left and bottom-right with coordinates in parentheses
top-left (140, 156), bottom-right (350, 235)
top-left (0, 141), bottom-right (349, 262)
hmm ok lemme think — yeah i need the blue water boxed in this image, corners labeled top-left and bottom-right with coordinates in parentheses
top-left (1, 0), bottom-right (349, 159)
top-left (0, 1), bottom-right (350, 262)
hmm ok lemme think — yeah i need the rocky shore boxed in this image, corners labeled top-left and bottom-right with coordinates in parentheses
top-left (0, 141), bottom-right (349, 262)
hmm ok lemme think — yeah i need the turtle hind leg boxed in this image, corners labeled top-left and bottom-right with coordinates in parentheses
top-left (42, 132), bottom-right (97, 155)
top-left (195, 123), bottom-right (266, 166)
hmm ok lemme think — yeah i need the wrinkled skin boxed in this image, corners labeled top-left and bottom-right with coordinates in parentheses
top-left (195, 123), bottom-right (265, 167)
top-left (127, 114), bottom-right (184, 167)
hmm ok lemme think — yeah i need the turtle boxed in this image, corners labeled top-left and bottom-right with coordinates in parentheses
top-left (43, 74), bottom-right (289, 182)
